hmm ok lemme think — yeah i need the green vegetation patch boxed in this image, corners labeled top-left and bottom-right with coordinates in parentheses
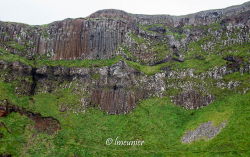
top-left (36, 56), bottom-right (122, 68)
top-left (0, 48), bottom-right (34, 67)
top-left (6, 41), bottom-right (27, 52)
top-left (151, 42), bottom-right (170, 61)
top-left (173, 54), bottom-right (227, 74)
top-left (183, 23), bottom-right (222, 31)
top-left (125, 60), bottom-right (170, 75)
top-left (139, 24), bottom-right (187, 40)
top-left (129, 33), bottom-right (146, 44)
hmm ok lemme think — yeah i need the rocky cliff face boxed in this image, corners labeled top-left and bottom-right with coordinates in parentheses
top-left (0, 18), bottom-right (133, 60)
top-left (1, 1), bottom-right (249, 61)
top-left (0, 1), bottom-right (250, 114)
top-left (0, 59), bottom-right (165, 114)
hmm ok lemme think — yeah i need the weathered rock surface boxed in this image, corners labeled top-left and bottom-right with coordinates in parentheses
top-left (0, 18), bottom-right (133, 60)
top-left (182, 121), bottom-right (226, 143)
top-left (173, 90), bottom-right (214, 109)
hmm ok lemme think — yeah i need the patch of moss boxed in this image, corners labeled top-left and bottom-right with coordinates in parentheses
top-left (0, 112), bottom-right (33, 156)
top-left (140, 24), bottom-right (187, 40)
top-left (0, 48), bottom-right (35, 67)
top-left (183, 23), bottom-right (222, 31)
top-left (119, 46), bottom-right (137, 60)
top-left (90, 73), bottom-right (101, 80)
top-left (129, 33), bottom-right (146, 44)
top-left (173, 54), bottom-right (227, 74)
top-left (125, 59), bottom-right (170, 75)
top-left (223, 72), bottom-right (250, 92)
top-left (36, 56), bottom-right (122, 68)
top-left (151, 42), bottom-right (170, 61)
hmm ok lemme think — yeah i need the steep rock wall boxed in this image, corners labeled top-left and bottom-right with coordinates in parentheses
top-left (0, 2), bottom-right (249, 61)
top-left (0, 18), bottom-right (133, 60)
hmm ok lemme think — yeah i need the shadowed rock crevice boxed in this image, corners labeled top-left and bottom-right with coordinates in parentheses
top-left (224, 56), bottom-right (244, 72)
top-left (29, 68), bottom-right (37, 95)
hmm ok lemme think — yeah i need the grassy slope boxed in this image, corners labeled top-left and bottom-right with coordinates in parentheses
top-left (0, 81), bottom-right (250, 156)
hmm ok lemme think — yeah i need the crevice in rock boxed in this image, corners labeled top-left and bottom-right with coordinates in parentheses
top-left (113, 85), bottom-right (118, 90)
top-left (29, 68), bottom-right (37, 96)
top-left (224, 56), bottom-right (244, 72)
top-left (151, 56), bottom-right (171, 66)
top-left (172, 57), bottom-right (184, 62)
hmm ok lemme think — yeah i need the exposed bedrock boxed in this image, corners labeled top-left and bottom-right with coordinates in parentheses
top-left (173, 90), bottom-right (215, 109)
top-left (0, 18), bottom-right (134, 60)
top-left (182, 121), bottom-right (226, 143)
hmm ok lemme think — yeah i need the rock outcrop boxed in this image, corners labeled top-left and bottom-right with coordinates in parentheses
top-left (173, 90), bottom-right (214, 109)
top-left (182, 121), bottom-right (226, 143)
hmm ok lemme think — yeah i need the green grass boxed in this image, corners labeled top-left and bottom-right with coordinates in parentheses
top-left (139, 24), bottom-right (187, 40)
top-left (129, 33), bottom-right (146, 44)
top-left (6, 41), bottom-right (27, 52)
top-left (0, 82), bottom-right (30, 108)
top-left (0, 48), bottom-right (34, 67)
top-left (183, 23), bottom-right (222, 31)
top-left (36, 56), bottom-right (122, 68)
top-left (218, 42), bottom-right (250, 59)
top-left (126, 52), bottom-right (226, 75)
top-left (151, 42), bottom-right (170, 61)
top-left (125, 60), bottom-right (170, 75)
top-left (0, 48), bottom-right (171, 75)
top-left (0, 48), bottom-right (122, 68)
top-left (0, 113), bottom-right (33, 156)
top-left (173, 54), bottom-right (227, 73)
top-left (1, 46), bottom-right (222, 75)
